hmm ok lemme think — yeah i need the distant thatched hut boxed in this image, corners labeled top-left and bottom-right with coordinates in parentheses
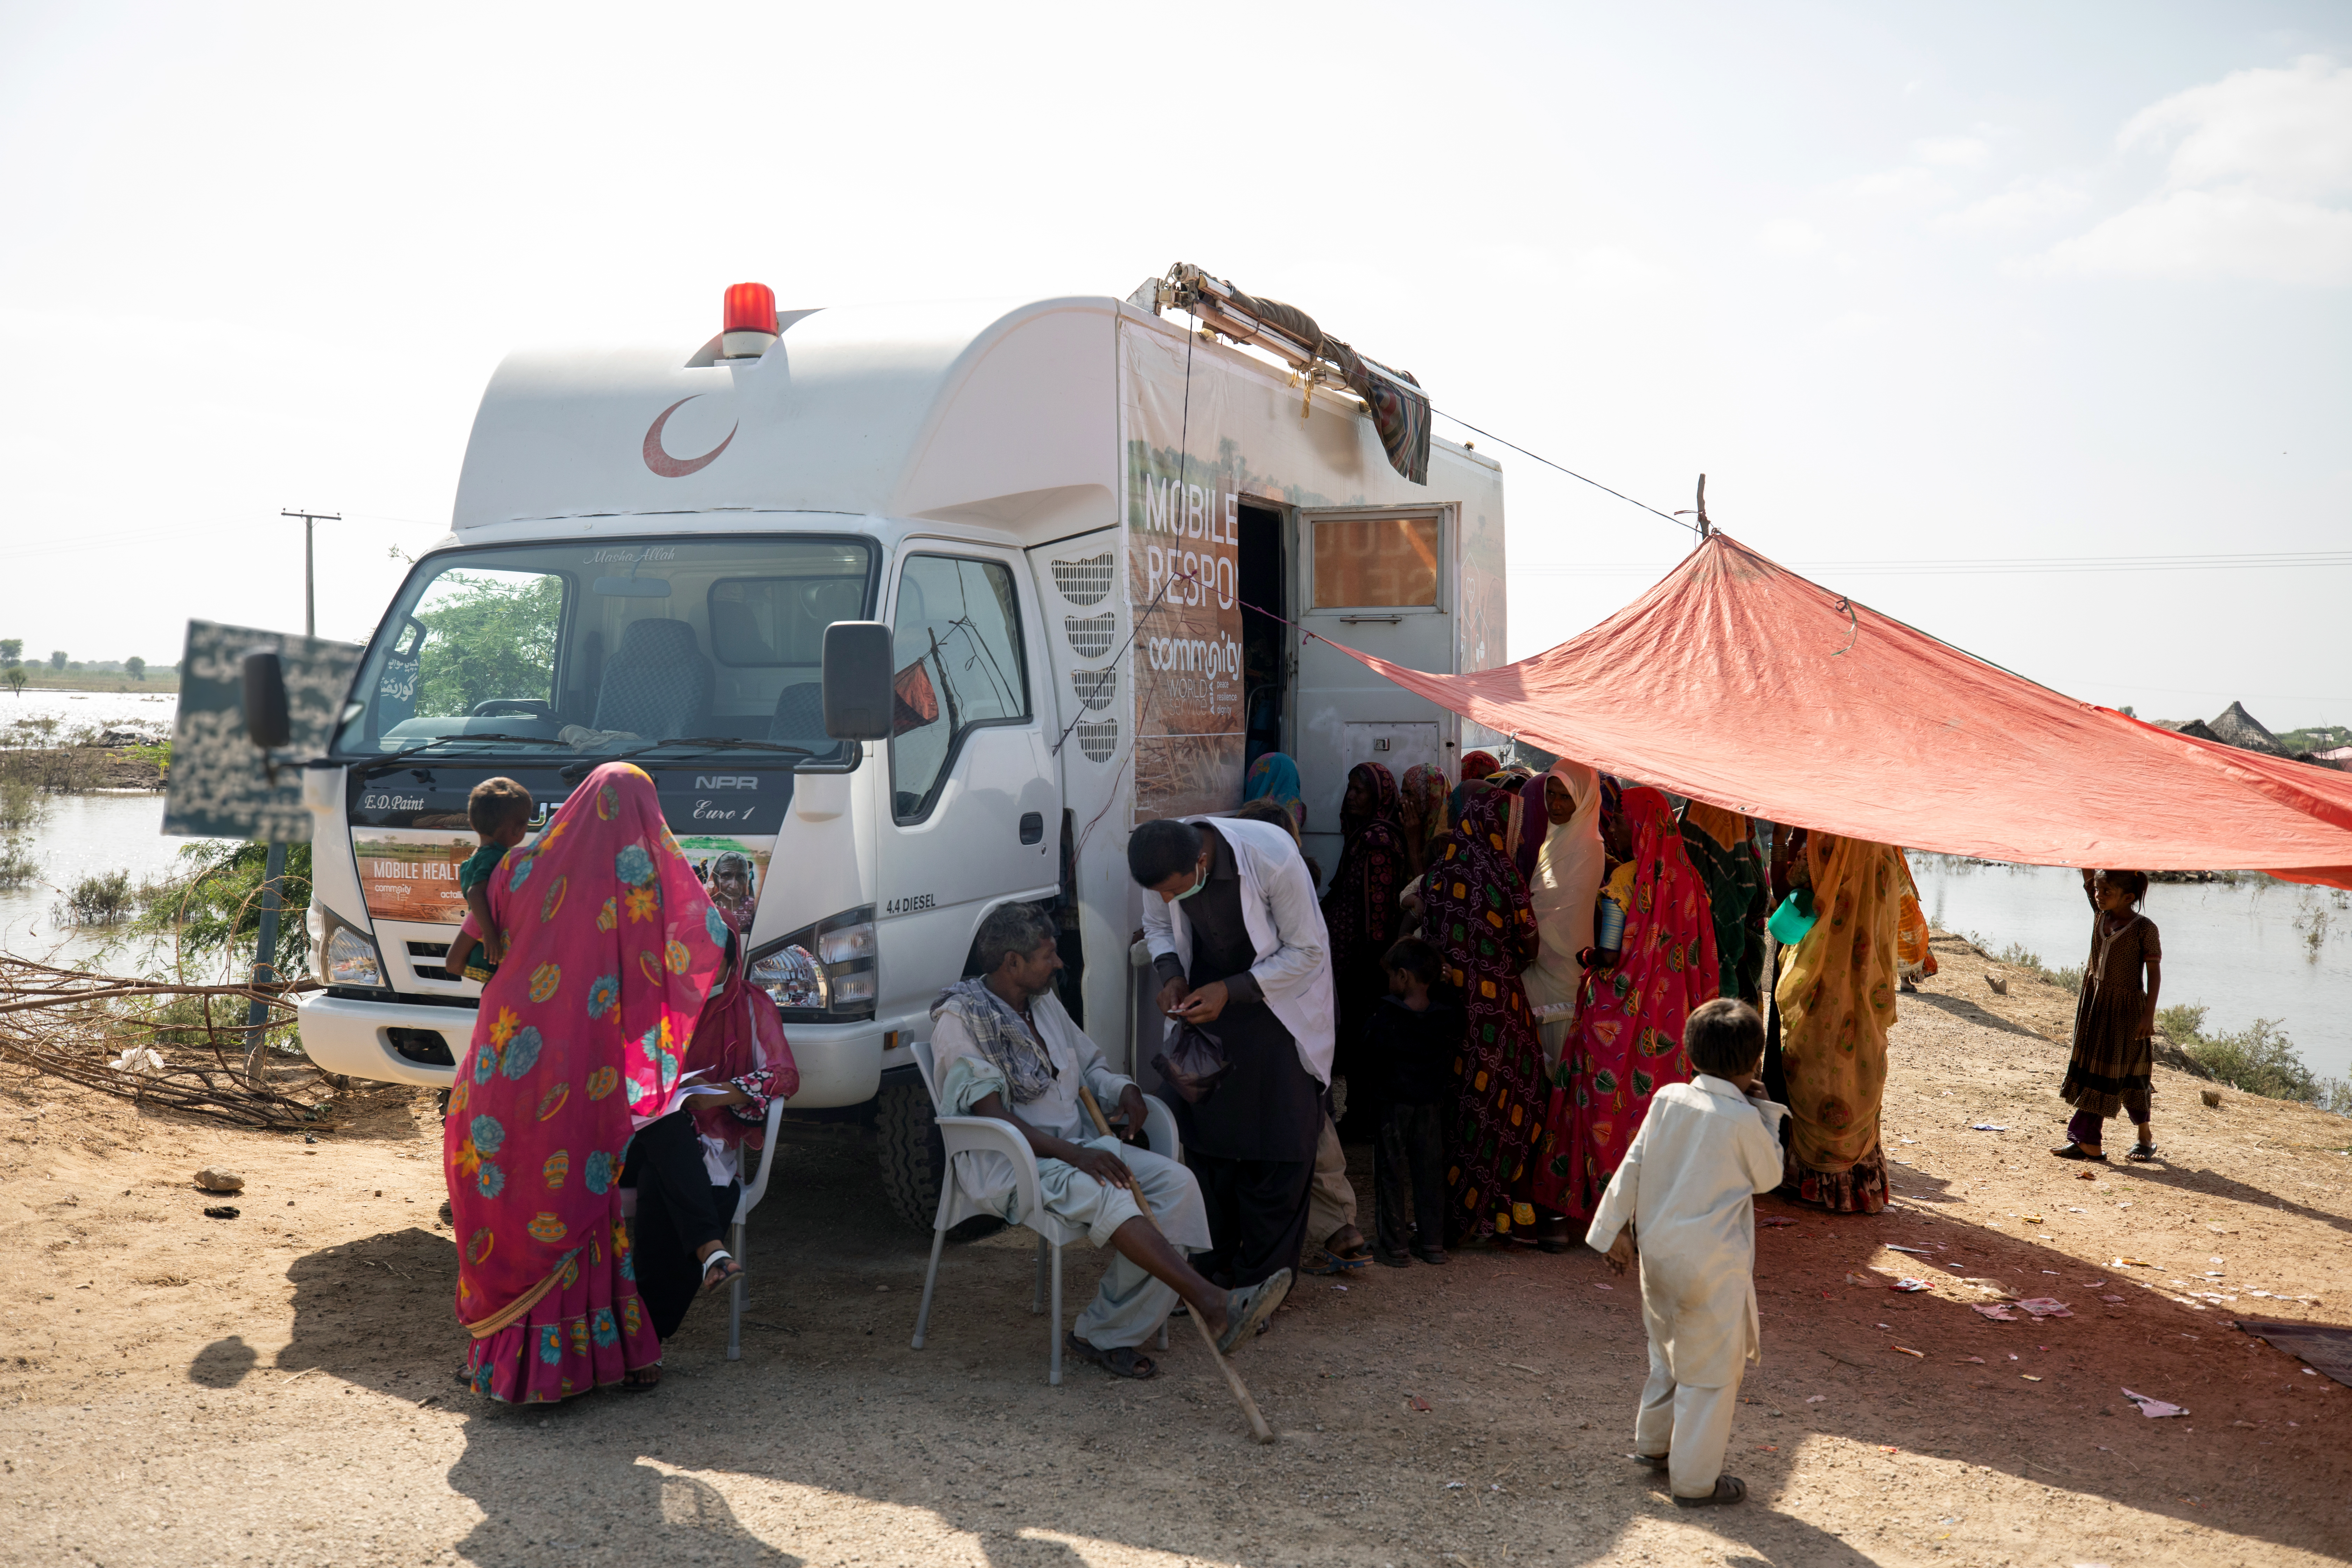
top-left (2154, 718), bottom-right (2223, 743)
top-left (2205, 701), bottom-right (2290, 757)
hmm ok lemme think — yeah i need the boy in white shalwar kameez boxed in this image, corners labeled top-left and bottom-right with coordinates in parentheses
top-left (1586, 998), bottom-right (1787, 1506)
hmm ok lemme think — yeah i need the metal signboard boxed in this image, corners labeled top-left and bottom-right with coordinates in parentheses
top-left (164, 620), bottom-right (364, 841)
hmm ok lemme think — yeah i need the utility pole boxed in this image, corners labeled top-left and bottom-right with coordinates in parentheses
top-left (248, 507), bottom-right (337, 1084)
top-left (280, 509), bottom-right (340, 637)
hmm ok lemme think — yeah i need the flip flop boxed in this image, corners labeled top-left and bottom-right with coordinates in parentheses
top-left (2125, 1144), bottom-right (2161, 1162)
top-left (1672, 1476), bottom-right (1745, 1507)
top-left (1300, 1249), bottom-right (1369, 1276)
top-left (1215, 1268), bottom-right (1293, 1355)
top-left (700, 1248), bottom-right (742, 1293)
top-left (2049, 1144), bottom-right (2106, 1162)
top-left (1066, 1333), bottom-right (1157, 1380)
top-left (617, 1365), bottom-right (662, 1393)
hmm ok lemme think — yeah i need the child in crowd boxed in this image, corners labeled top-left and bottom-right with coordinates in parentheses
top-left (1588, 998), bottom-right (1786, 1507)
top-left (441, 777), bottom-right (534, 982)
top-left (1365, 936), bottom-right (1462, 1267)
top-left (2053, 868), bottom-right (2163, 1162)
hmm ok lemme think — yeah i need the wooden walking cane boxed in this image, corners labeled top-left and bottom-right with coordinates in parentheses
top-left (1077, 1086), bottom-right (1275, 1444)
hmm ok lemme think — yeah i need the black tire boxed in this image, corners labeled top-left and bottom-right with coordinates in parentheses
top-left (875, 1080), bottom-right (946, 1232)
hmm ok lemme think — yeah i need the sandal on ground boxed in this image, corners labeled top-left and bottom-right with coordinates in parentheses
top-left (1301, 1248), bottom-right (1370, 1276)
top-left (1413, 1246), bottom-right (1449, 1266)
top-left (699, 1248), bottom-right (742, 1293)
top-left (1215, 1268), bottom-right (1294, 1355)
top-left (2125, 1144), bottom-right (2161, 1162)
top-left (1629, 1452), bottom-right (1670, 1471)
top-left (1066, 1332), bottom-right (1157, 1380)
top-left (1672, 1476), bottom-right (1745, 1507)
top-left (2049, 1143), bottom-right (2106, 1162)
top-left (1324, 1226), bottom-right (1374, 1266)
top-left (617, 1365), bottom-right (662, 1393)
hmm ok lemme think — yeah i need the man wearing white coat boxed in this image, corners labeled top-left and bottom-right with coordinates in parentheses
top-left (1130, 814), bottom-right (1336, 1293)
top-left (1587, 998), bottom-right (1788, 1507)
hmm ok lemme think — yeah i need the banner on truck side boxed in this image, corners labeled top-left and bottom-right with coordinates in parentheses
top-left (1122, 327), bottom-right (1247, 821)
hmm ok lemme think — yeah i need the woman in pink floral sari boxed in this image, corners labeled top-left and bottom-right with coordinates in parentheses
top-left (1532, 785), bottom-right (1720, 1220)
top-left (446, 763), bottom-right (730, 1402)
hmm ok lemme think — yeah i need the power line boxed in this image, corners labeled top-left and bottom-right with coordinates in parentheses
top-left (1513, 547), bottom-right (2352, 579)
top-left (1429, 410), bottom-right (1700, 537)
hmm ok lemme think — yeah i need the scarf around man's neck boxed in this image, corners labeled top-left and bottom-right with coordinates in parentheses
top-left (931, 976), bottom-right (1058, 1104)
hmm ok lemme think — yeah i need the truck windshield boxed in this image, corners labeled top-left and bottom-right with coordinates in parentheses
top-left (332, 534), bottom-right (877, 762)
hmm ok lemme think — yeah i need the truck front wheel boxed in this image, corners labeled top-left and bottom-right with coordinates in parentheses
top-left (875, 1080), bottom-right (946, 1232)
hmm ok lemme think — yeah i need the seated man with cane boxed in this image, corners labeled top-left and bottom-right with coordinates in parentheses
top-left (930, 902), bottom-right (1292, 1379)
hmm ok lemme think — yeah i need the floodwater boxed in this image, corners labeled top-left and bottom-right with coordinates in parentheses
top-left (4, 687), bottom-right (2347, 1080)
top-left (0, 792), bottom-right (230, 972)
top-left (2, 690), bottom-right (210, 972)
top-left (1, 687), bottom-right (178, 738)
top-left (1909, 854), bottom-right (2352, 1083)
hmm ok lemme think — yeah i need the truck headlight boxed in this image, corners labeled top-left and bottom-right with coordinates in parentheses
top-left (314, 906), bottom-right (386, 990)
top-left (750, 905), bottom-right (876, 1021)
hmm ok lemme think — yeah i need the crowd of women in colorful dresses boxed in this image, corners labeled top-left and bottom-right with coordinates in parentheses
top-left (1295, 746), bottom-right (1931, 1259)
top-left (445, 755), bottom-right (1937, 1402)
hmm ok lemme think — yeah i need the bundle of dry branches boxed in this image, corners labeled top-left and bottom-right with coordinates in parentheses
top-left (0, 955), bottom-right (337, 1130)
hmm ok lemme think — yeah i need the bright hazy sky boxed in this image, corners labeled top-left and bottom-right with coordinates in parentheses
top-left (3, 3), bottom-right (2346, 728)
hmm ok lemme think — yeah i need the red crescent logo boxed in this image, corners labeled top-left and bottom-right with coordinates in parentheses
top-left (642, 395), bottom-right (737, 478)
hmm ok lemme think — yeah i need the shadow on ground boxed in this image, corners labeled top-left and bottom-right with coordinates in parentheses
top-left (257, 1123), bottom-right (2346, 1567)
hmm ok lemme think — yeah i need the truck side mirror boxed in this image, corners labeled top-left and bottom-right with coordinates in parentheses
top-left (821, 622), bottom-right (895, 741)
top-left (242, 651), bottom-right (292, 751)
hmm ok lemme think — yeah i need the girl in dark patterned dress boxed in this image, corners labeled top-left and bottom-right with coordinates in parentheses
top-left (2053, 869), bottom-right (2163, 1163)
top-left (1420, 787), bottom-right (1547, 1245)
top-left (1321, 761), bottom-right (1409, 1086)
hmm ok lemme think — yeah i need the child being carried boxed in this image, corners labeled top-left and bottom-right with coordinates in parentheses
top-left (441, 777), bottom-right (534, 983)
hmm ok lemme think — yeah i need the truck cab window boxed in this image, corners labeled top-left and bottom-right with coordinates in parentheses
top-left (410, 569), bottom-right (565, 718)
top-left (889, 555), bottom-right (1028, 821)
top-left (331, 536), bottom-right (874, 758)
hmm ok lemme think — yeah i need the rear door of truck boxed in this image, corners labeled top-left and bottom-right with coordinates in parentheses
top-left (1290, 504), bottom-right (1457, 873)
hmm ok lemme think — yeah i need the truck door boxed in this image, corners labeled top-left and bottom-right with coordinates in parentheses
top-left (1290, 505), bottom-right (1457, 875)
top-left (874, 546), bottom-right (1062, 1021)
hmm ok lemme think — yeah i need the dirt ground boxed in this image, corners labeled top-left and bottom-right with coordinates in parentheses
top-left (5, 931), bottom-right (2349, 1568)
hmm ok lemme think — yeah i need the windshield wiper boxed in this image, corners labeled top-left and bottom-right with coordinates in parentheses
top-left (559, 736), bottom-right (814, 783)
top-left (355, 733), bottom-right (562, 776)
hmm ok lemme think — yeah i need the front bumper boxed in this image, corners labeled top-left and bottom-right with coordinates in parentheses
top-left (295, 990), bottom-right (891, 1108)
top-left (294, 991), bottom-right (478, 1087)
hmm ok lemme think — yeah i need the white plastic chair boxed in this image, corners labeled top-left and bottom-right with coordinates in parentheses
top-left (723, 1093), bottom-right (788, 1361)
top-left (906, 1038), bottom-right (1180, 1384)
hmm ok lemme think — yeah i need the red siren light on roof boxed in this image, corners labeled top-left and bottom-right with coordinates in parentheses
top-left (720, 282), bottom-right (779, 358)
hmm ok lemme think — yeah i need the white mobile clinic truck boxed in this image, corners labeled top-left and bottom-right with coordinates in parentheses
top-left (295, 265), bottom-right (1507, 1225)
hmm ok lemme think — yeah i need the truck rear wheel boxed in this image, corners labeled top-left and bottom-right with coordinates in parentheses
top-left (875, 1080), bottom-right (946, 1231)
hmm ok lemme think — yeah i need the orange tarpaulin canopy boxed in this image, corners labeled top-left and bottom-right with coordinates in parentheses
top-left (1322, 533), bottom-right (2352, 889)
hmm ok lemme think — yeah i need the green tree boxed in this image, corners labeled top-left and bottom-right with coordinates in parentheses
top-left (0, 639), bottom-right (19, 662)
top-left (2, 667), bottom-right (23, 697)
top-left (414, 573), bottom-right (562, 718)
top-left (48, 650), bottom-right (66, 671)
top-left (127, 841), bottom-right (315, 982)
top-left (126, 656), bottom-right (146, 681)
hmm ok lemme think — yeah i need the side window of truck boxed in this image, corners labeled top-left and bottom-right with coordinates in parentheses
top-left (888, 555), bottom-right (1029, 821)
